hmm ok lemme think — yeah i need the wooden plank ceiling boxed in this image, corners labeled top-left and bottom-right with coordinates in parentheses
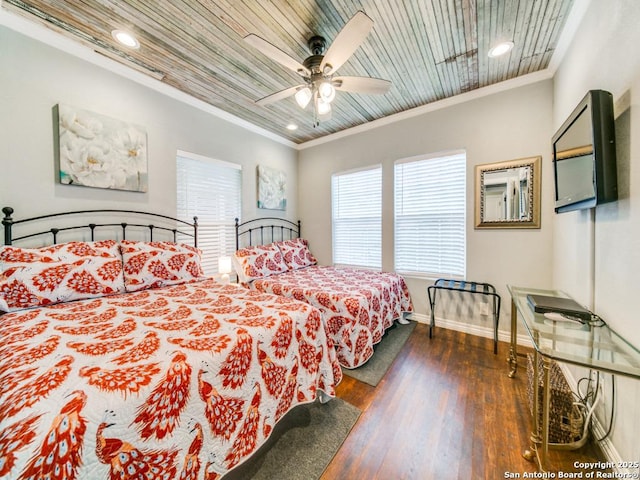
top-left (3, 0), bottom-right (574, 144)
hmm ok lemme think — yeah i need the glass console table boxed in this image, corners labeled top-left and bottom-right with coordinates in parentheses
top-left (507, 285), bottom-right (640, 471)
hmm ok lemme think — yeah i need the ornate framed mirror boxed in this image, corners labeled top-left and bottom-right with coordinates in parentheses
top-left (475, 156), bottom-right (541, 229)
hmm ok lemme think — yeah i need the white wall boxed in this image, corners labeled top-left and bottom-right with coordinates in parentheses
top-left (0, 25), bottom-right (297, 225)
top-left (298, 80), bottom-right (555, 332)
top-left (552, 0), bottom-right (640, 469)
top-left (4, 2), bottom-right (638, 467)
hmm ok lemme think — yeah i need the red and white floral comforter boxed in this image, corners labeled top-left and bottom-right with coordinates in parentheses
top-left (0, 279), bottom-right (341, 479)
top-left (250, 266), bottom-right (413, 369)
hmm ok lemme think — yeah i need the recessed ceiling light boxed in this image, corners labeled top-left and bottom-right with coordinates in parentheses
top-left (111, 29), bottom-right (140, 49)
top-left (488, 41), bottom-right (514, 58)
top-left (286, 124), bottom-right (298, 131)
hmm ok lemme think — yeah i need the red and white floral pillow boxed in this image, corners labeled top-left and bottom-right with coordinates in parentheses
top-left (120, 240), bottom-right (205, 292)
top-left (276, 238), bottom-right (317, 270)
top-left (233, 243), bottom-right (288, 282)
top-left (0, 240), bottom-right (125, 312)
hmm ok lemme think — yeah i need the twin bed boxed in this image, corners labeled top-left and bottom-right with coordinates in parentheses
top-left (0, 208), bottom-right (341, 479)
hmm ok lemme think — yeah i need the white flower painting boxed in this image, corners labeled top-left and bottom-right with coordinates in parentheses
top-left (257, 165), bottom-right (286, 210)
top-left (56, 104), bottom-right (148, 192)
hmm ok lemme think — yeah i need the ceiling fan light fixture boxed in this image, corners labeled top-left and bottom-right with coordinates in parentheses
top-left (318, 81), bottom-right (336, 103)
top-left (111, 29), bottom-right (140, 49)
top-left (488, 41), bottom-right (514, 58)
top-left (316, 97), bottom-right (332, 116)
top-left (295, 87), bottom-right (312, 108)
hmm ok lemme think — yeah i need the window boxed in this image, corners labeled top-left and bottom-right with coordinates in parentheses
top-left (176, 151), bottom-right (241, 276)
top-left (331, 166), bottom-right (382, 269)
top-left (394, 152), bottom-right (466, 277)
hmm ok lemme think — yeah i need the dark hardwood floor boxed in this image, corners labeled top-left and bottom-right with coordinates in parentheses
top-left (322, 323), bottom-right (607, 480)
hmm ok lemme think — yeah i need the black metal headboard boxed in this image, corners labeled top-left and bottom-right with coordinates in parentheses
top-left (235, 217), bottom-right (300, 250)
top-left (2, 206), bottom-right (198, 247)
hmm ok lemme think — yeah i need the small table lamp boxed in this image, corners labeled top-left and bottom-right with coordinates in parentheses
top-left (218, 256), bottom-right (232, 284)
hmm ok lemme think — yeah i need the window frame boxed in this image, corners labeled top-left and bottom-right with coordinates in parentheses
top-left (176, 150), bottom-right (242, 277)
top-left (393, 150), bottom-right (467, 279)
top-left (331, 165), bottom-right (383, 269)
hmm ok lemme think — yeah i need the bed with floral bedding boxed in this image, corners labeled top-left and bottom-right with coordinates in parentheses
top-left (234, 219), bottom-right (413, 369)
top-left (0, 208), bottom-right (341, 480)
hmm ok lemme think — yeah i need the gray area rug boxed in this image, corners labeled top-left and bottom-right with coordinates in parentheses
top-left (222, 397), bottom-right (361, 480)
top-left (342, 320), bottom-right (417, 386)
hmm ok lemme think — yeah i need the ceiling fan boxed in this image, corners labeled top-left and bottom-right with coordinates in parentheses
top-left (244, 11), bottom-right (391, 126)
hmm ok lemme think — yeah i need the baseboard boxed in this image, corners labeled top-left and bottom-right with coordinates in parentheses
top-left (406, 312), bottom-right (629, 474)
top-left (406, 312), bottom-right (533, 348)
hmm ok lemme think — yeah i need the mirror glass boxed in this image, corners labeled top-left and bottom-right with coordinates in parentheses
top-left (475, 156), bottom-right (541, 229)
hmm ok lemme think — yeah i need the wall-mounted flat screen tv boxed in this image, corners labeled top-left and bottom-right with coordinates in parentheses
top-left (552, 90), bottom-right (617, 213)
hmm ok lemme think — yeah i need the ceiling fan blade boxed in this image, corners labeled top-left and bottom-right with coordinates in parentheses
top-left (321, 11), bottom-right (374, 75)
top-left (333, 76), bottom-right (391, 95)
top-left (244, 34), bottom-right (310, 76)
top-left (255, 85), bottom-right (305, 106)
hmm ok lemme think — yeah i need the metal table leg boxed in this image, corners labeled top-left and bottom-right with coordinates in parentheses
top-left (523, 345), bottom-right (542, 462)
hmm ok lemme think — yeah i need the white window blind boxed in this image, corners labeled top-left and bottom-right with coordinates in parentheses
top-left (176, 151), bottom-right (241, 276)
top-left (394, 152), bottom-right (466, 277)
top-left (331, 166), bottom-right (382, 269)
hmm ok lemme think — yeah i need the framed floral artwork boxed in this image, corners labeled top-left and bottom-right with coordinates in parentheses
top-left (257, 165), bottom-right (286, 210)
top-left (55, 104), bottom-right (148, 192)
